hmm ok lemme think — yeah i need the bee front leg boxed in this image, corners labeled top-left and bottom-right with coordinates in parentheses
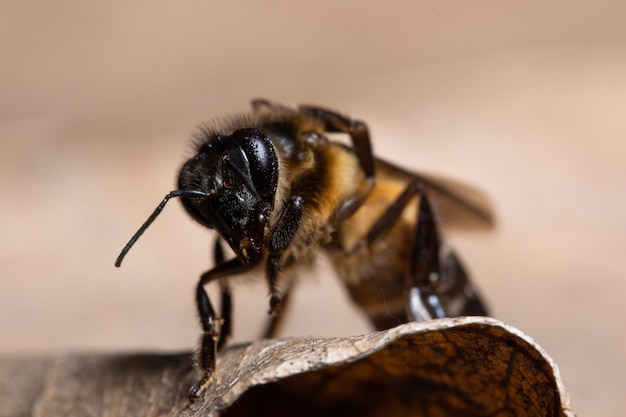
top-left (188, 255), bottom-right (260, 401)
top-left (189, 278), bottom-right (220, 401)
top-left (266, 195), bottom-right (304, 316)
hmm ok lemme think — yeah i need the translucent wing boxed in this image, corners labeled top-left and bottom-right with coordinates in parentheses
top-left (376, 158), bottom-right (495, 232)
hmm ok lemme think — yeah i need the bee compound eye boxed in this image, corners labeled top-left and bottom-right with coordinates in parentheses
top-left (232, 129), bottom-right (279, 203)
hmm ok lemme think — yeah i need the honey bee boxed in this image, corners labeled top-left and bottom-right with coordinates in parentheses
top-left (115, 99), bottom-right (494, 399)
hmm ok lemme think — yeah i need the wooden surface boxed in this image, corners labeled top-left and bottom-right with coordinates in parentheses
top-left (2, 3), bottom-right (625, 416)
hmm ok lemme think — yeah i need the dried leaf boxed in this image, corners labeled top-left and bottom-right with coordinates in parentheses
top-left (0, 317), bottom-right (575, 417)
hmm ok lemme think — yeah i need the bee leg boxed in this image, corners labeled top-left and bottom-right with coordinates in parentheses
top-left (438, 246), bottom-right (489, 317)
top-left (298, 104), bottom-right (375, 180)
top-left (188, 256), bottom-right (260, 401)
top-left (253, 100), bottom-right (375, 222)
top-left (251, 98), bottom-right (292, 113)
top-left (406, 188), bottom-right (447, 321)
top-left (252, 99), bottom-right (376, 180)
top-left (216, 281), bottom-right (232, 350)
top-left (361, 182), bottom-right (446, 321)
top-left (213, 239), bottom-right (232, 351)
top-left (298, 104), bottom-right (376, 224)
top-left (261, 279), bottom-right (294, 339)
top-left (251, 97), bottom-right (272, 110)
top-left (266, 195), bottom-right (304, 316)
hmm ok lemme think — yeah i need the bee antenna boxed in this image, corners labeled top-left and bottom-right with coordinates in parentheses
top-left (115, 190), bottom-right (209, 267)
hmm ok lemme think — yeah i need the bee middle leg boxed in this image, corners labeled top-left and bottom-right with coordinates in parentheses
top-left (213, 239), bottom-right (232, 350)
top-left (261, 279), bottom-right (294, 339)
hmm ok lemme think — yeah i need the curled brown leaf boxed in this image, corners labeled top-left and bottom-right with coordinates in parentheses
top-left (0, 317), bottom-right (575, 417)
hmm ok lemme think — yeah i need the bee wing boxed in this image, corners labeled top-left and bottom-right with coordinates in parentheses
top-left (376, 159), bottom-right (495, 232)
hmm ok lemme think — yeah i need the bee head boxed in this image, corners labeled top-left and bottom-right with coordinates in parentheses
top-left (178, 128), bottom-right (279, 262)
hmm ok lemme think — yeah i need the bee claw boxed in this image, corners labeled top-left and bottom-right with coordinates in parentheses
top-left (269, 293), bottom-right (282, 316)
top-left (188, 371), bottom-right (214, 401)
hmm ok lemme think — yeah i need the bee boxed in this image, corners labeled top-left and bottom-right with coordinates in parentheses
top-left (115, 99), bottom-right (494, 400)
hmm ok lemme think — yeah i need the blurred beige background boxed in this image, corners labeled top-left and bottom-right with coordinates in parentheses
top-left (1, 1), bottom-right (625, 415)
